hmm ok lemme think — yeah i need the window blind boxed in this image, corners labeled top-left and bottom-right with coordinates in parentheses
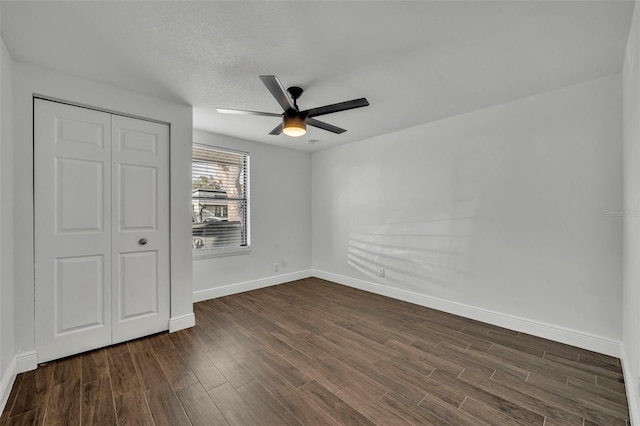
top-left (192, 145), bottom-right (250, 255)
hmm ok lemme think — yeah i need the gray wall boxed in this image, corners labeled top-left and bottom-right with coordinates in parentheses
top-left (192, 130), bottom-right (312, 299)
top-left (312, 74), bottom-right (622, 343)
top-left (623, 1), bottom-right (640, 421)
top-left (0, 27), bottom-right (16, 401)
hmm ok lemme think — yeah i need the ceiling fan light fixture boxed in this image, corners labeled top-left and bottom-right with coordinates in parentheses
top-left (282, 114), bottom-right (307, 137)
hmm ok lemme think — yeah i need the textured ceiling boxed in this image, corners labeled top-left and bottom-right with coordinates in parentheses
top-left (0, 1), bottom-right (634, 152)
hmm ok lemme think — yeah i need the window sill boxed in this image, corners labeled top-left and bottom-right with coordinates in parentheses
top-left (192, 246), bottom-right (252, 260)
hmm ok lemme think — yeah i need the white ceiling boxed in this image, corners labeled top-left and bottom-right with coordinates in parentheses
top-left (0, 1), bottom-right (634, 152)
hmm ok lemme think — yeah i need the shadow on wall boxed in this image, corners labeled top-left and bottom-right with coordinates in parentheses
top-left (347, 213), bottom-right (476, 299)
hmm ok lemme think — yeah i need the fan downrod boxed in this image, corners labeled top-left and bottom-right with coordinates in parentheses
top-left (287, 86), bottom-right (304, 109)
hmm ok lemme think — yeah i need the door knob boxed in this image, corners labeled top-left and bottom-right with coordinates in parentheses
top-left (138, 238), bottom-right (148, 245)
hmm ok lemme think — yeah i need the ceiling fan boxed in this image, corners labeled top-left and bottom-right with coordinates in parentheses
top-left (216, 75), bottom-right (370, 137)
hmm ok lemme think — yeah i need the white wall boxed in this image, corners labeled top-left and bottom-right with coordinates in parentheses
top-left (623, 1), bottom-right (640, 422)
top-left (312, 74), bottom-right (623, 353)
top-left (12, 62), bottom-right (194, 362)
top-left (192, 130), bottom-right (312, 300)
top-left (0, 30), bottom-right (16, 407)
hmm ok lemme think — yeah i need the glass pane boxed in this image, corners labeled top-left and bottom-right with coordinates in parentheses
top-left (192, 145), bottom-right (249, 253)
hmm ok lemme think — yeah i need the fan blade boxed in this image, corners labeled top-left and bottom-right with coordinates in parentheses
top-left (269, 123), bottom-right (283, 135)
top-left (307, 118), bottom-right (346, 134)
top-left (259, 75), bottom-right (294, 112)
top-left (304, 98), bottom-right (369, 118)
top-left (216, 108), bottom-right (281, 117)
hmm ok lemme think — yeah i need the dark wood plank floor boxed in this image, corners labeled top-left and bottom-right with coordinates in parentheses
top-left (1, 278), bottom-right (630, 425)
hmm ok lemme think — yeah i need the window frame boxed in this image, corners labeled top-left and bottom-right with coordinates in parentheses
top-left (191, 144), bottom-right (250, 260)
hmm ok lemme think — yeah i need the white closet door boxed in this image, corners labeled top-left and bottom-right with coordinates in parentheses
top-left (35, 100), bottom-right (171, 362)
top-left (35, 100), bottom-right (113, 362)
top-left (111, 115), bottom-right (170, 343)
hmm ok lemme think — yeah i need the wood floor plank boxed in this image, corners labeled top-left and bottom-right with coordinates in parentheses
top-left (315, 352), bottom-right (389, 399)
top-left (460, 396), bottom-right (529, 426)
top-left (429, 369), bottom-right (546, 425)
top-left (304, 333), bottom-right (352, 360)
top-left (175, 382), bottom-right (229, 426)
top-left (273, 385), bottom-right (339, 425)
top-left (458, 368), bottom-right (585, 425)
top-left (487, 342), bottom-right (597, 385)
top-left (236, 380), bottom-right (301, 426)
top-left (321, 331), bottom-right (384, 364)
top-left (207, 383), bottom-right (261, 426)
top-left (52, 356), bottom-right (81, 385)
top-left (517, 371), bottom-right (630, 423)
top-left (418, 391), bottom-right (491, 426)
top-left (271, 328), bottom-right (321, 358)
top-left (81, 377), bottom-right (116, 426)
top-left (596, 374), bottom-right (627, 393)
top-left (2, 375), bottom-right (22, 415)
top-left (298, 380), bottom-right (376, 426)
top-left (81, 349), bottom-right (109, 383)
top-left (515, 332), bottom-right (583, 360)
top-left (205, 348), bottom-right (255, 389)
top-left (545, 352), bottom-right (624, 382)
top-left (145, 383), bottom-right (191, 426)
top-left (233, 350), bottom-right (289, 394)
top-left (43, 377), bottom-right (80, 425)
top-left (107, 351), bottom-right (141, 397)
top-left (477, 329), bottom-right (548, 358)
top-left (334, 385), bottom-right (408, 425)
top-left (279, 349), bottom-right (345, 393)
top-left (154, 348), bottom-right (198, 391)
top-left (374, 356), bottom-right (435, 395)
top-left (384, 338), bottom-right (465, 376)
top-left (567, 375), bottom-right (629, 407)
top-left (127, 337), bottom-right (152, 354)
top-left (243, 324), bottom-right (293, 355)
top-left (420, 319), bottom-right (495, 350)
top-left (250, 347), bottom-right (311, 388)
top-left (441, 341), bottom-right (530, 379)
top-left (201, 326), bottom-right (246, 356)
top-left (114, 389), bottom-right (154, 426)
top-left (379, 391), bottom-right (450, 426)
top-left (578, 350), bottom-right (621, 372)
top-left (147, 332), bottom-right (177, 354)
top-left (10, 364), bottom-right (53, 416)
top-left (179, 349), bottom-right (226, 391)
top-left (169, 328), bottom-right (207, 354)
top-left (131, 348), bottom-right (168, 390)
top-left (2, 404), bottom-right (45, 426)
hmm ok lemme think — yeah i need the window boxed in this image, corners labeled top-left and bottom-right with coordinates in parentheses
top-left (192, 145), bottom-right (250, 257)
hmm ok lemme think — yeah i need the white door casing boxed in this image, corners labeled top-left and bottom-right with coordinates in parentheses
top-left (34, 99), bottom-right (170, 362)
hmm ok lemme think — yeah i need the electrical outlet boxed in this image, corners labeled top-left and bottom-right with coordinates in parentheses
top-left (377, 267), bottom-right (385, 277)
top-left (274, 263), bottom-right (279, 272)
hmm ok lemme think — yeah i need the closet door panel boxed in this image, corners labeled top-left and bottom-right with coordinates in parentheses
top-left (111, 115), bottom-right (170, 343)
top-left (35, 100), bottom-right (113, 363)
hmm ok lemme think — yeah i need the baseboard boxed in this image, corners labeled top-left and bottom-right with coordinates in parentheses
top-left (169, 313), bottom-right (196, 333)
top-left (16, 351), bottom-right (37, 373)
top-left (193, 270), bottom-right (313, 302)
top-left (621, 343), bottom-right (640, 426)
top-left (0, 357), bottom-right (16, 413)
top-left (311, 269), bottom-right (622, 357)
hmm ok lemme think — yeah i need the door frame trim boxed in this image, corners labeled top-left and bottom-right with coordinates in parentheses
top-left (33, 95), bottom-right (171, 126)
